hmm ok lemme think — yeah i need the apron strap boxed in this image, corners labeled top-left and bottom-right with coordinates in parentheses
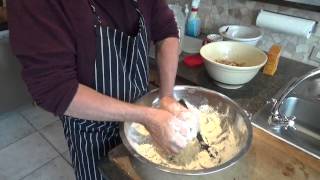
top-left (130, 0), bottom-right (139, 9)
top-left (87, 0), bottom-right (119, 28)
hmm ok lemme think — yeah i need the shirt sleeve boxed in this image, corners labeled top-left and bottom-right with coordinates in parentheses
top-left (150, 0), bottom-right (179, 42)
top-left (7, 0), bottom-right (78, 116)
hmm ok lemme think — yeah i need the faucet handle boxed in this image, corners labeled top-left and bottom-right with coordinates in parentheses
top-left (267, 98), bottom-right (277, 105)
top-left (268, 97), bottom-right (296, 130)
top-left (284, 116), bottom-right (296, 130)
top-left (270, 112), bottom-right (296, 130)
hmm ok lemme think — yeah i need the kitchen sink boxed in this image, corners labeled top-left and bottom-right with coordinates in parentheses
top-left (280, 97), bottom-right (320, 139)
top-left (252, 77), bottom-right (320, 159)
top-left (293, 76), bottom-right (320, 100)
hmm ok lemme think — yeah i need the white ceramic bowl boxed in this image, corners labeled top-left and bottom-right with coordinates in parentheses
top-left (219, 25), bottom-right (263, 46)
top-left (200, 41), bottom-right (267, 89)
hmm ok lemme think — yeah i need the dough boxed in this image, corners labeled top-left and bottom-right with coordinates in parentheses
top-left (131, 105), bottom-right (239, 170)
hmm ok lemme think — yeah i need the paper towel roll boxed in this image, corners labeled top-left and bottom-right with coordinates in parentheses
top-left (256, 10), bottom-right (316, 38)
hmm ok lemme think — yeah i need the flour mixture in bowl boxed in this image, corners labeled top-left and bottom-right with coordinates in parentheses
top-left (130, 104), bottom-right (239, 170)
top-left (215, 59), bottom-right (245, 67)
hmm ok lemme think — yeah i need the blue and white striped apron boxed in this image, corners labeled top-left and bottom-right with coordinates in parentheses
top-left (60, 0), bottom-right (149, 179)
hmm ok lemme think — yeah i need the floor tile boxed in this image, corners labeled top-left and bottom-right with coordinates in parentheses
top-left (19, 104), bottom-right (59, 130)
top-left (62, 151), bottom-right (72, 165)
top-left (21, 156), bottom-right (75, 180)
top-left (0, 111), bottom-right (17, 121)
top-left (0, 133), bottom-right (58, 180)
top-left (40, 121), bottom-right (68, 153)
top-left (0, 113), bottom-right (35, 150)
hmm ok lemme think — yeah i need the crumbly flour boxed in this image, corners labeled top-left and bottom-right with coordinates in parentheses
top-left (132, 105), bottom-right (239, 170)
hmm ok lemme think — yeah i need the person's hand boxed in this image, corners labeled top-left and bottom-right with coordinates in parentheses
top-left (160, 96), bottom-right (200, 141)
top-left (160, 96), bottom-right (188, 116)
top-left (143, 109), bottom-right (189, 154)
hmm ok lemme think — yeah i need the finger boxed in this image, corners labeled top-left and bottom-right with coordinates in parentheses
top-left (160, 98), bottom-right (188, 116)
top-left (171, 133), bottom-right (188, 149)
top-left (151, 136), bottom-right (172, 154)
top-left (152, 139), bottom-right (181, 155)
top-left (169, 143), bottom-right (182, 154)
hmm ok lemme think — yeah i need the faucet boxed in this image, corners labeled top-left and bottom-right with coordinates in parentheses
top-left (270, 67), bottom-right (320, 129)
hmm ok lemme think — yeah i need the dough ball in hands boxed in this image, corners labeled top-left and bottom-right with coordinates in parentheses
top-left (160, 96), bottom-right (200, 141)
top-left (144, 109), bottom-right (190, 154)
top-left (177, 111), bottom-right (200, 141)
top-left (160, 96), bottom-right (188, 116)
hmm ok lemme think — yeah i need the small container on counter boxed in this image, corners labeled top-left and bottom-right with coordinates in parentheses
top-left (203, 34), bottom-right (223, 45)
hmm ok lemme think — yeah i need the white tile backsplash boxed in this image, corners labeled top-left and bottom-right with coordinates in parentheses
top-left (168, 0), bottom-right (320, 67)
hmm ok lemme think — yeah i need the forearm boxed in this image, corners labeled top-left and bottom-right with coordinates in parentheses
top-left (65, 84), bottom-right (156, 124)
top-left (156, 37), bottom-right (180, 98)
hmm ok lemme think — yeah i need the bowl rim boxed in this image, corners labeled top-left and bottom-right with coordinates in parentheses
top-left (120, 85), bottom-right (253, 176)
top-left (200, 41), bottom-right (268, 70)
top-left (219, 25), bottom-right (263, 42)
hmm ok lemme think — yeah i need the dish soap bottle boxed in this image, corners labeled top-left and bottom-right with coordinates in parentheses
top-left (185, 0), bottom-right (201, 37)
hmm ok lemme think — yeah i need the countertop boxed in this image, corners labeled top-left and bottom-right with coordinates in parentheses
top-left (99, 54), bottom-right (319, 180)
top-left (166, 54), bottom-right (314, 114)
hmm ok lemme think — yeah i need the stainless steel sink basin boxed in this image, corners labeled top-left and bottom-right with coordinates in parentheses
top-left (280, 97), bottom-right (320, 139)
top-left (252, 77), bottom-right (320, 159)
top-left (293, 77), bottom-right (320, 100)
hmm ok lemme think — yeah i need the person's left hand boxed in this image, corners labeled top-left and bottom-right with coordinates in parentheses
top-left (160, 96), bottom-right (200, 141)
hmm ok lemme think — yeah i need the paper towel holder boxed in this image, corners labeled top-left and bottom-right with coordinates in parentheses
top-left (257, 9), bottom-right (318, 36)
top-left (253, 0), bottom-right (320, 13)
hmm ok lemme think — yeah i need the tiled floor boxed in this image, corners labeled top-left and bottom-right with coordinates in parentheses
top-left (0, 104), bottom-right (75, 180)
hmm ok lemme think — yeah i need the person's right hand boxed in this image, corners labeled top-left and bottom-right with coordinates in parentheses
top-left (160, 96), bottom-right (200, 141)
top-left (143, 109), bottom-right (189, 154)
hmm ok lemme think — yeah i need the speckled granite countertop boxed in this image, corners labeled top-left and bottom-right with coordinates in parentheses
top-left (150, 54), bottom-right (315, 114)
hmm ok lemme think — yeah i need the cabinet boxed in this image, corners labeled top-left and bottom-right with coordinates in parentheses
top-left (0, 0), bottom-right (7, 31)
top-left (0, 32), bottom-right (32, 113)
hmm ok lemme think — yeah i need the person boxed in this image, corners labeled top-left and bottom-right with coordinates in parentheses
top-left (8, 0), bottom-right (196, 179)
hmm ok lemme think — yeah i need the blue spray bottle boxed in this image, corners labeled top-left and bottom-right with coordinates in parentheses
top-left (185, 0), bottom-right (201, 37)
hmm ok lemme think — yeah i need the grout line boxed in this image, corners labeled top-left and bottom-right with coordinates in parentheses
top-left (18, 110), bottom-right (39, 130)
top-left (0, 131), bottom-right (60, 180)
top-left (38, 128), bottom-right (67, 160)
top-left (18, 109), bottom-right (72, 166)
top-left (0, 107), bottom-right (37, 152)
top-left (0, 130), bottom-right (36, 152)
top-left (31, 127), bottom-right (73, 171)
top-left (61, 151), bottom-right (73, 166)
top-left (18, 110), bottom-right (59, 131)
top-left (18, 111), bottom-right (68, 163)
top-left (13, 106), bottom-right (73, 168)
top-left (0, 107), bottom-right (70, 179)
top-left (38, 132), bottom-right (73, 168)
top-left (36, 122), bottom-right (72, 166)
top-left (18, 155), bottom-right (60, 180)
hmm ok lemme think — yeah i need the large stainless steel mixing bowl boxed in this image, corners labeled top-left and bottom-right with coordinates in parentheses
top-left (120, 86), bottom-right (252, 179)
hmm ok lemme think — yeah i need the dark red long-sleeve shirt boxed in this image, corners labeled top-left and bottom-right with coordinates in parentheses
top-left (8, 0), bottom-right (178, 115)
